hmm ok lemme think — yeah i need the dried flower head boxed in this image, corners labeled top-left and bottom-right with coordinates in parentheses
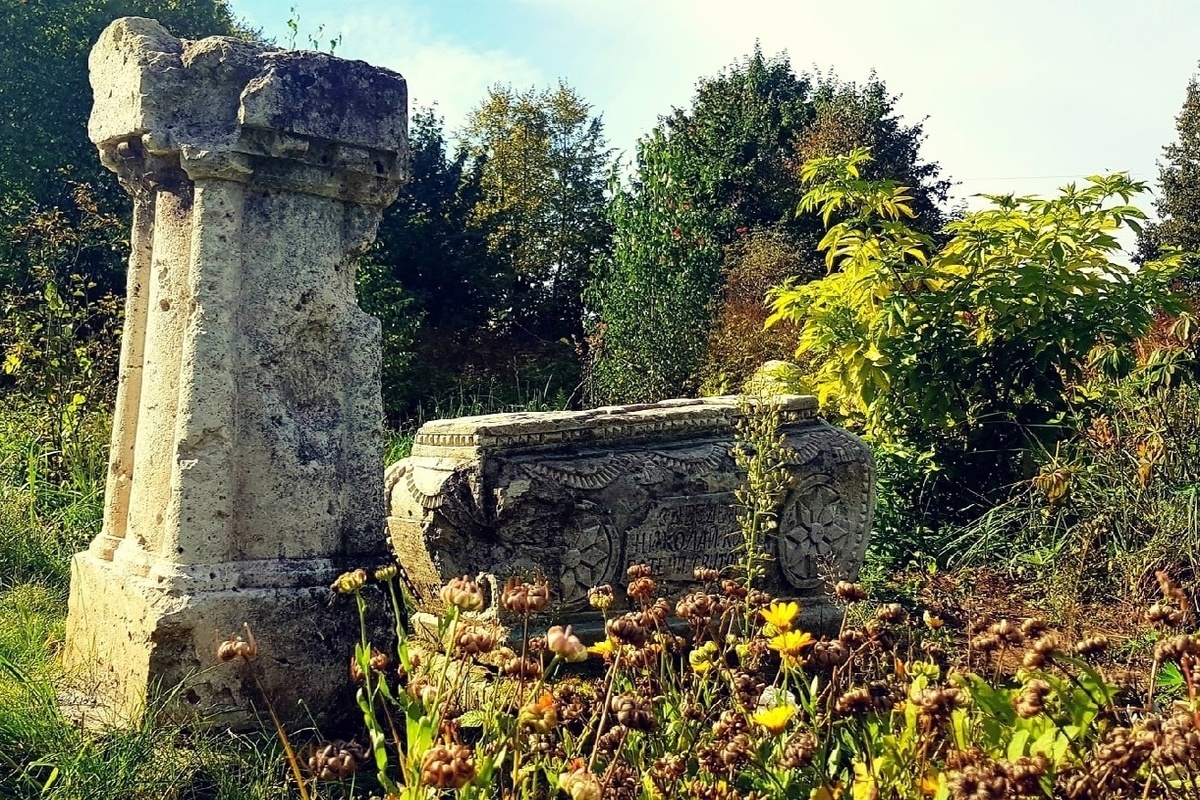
top-left (835, 580), bottom-right (868, 602)
top-left (456, 627), bottom-right (498, 657)
top-left (420, 742), bottom-right (476, 789)
top-left (627, 576), bottom-right (657, 601)
top-left (501, 577), bottom-right (551, 615)
top-left (349, 647), bottom-right (389, 682)
top-left (331, 568), bottom-right (368, 595)
top-left (308, 740), bottom-right (365, 782)
top-left (694, 565), bottom-right (720, 583)
top-left (216, 623), bottom-right (258, 662)
top-left (440, 575), bottom-right (485, 612)
top-left (627, 563), bottom-right (653, 580)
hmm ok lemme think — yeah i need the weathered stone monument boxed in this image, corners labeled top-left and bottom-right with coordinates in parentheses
top-left (387, 396), bottom-right (874, 629)
top-left (64, 18), bottom-right (407, 726)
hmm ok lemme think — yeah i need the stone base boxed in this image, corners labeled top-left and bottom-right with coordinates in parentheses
top-left (64, 551), bottom-right (370, 730)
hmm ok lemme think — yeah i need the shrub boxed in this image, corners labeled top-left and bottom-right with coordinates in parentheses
top-left (767, 148), bottom-right (1183, 523)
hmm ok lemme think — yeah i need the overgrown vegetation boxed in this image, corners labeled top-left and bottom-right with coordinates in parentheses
top-left (8, 3), bottom-right (1200, 798)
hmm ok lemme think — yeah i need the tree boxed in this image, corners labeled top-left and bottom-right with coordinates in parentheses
top-left (1138, 67), bottom-right (1200, 287)
top-left (588, 48), bottom-right (947, 403)
top-left (586, 129), bottom-right (723, 404)
top-left (363, 109), bottom-right (500, 418)
top-left (0, 0), bottom-right (246, 210)
top-left (462, 82), bottom-right (612, 343)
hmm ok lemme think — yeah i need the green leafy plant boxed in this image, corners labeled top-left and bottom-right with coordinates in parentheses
top-left (767, 148), bottom-right (1184, 523)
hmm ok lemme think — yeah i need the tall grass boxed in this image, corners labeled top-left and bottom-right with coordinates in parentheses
top-left (0, 407), bottom-right (105, 589)
top-left (0, 401), bottom-right (299, 799)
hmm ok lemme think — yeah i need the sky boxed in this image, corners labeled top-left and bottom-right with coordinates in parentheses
top-left (228, 0), bottom-right (1200, 217)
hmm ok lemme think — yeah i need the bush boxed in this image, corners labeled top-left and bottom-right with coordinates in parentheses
top-left (767, 148), bottom-right (1183, 525)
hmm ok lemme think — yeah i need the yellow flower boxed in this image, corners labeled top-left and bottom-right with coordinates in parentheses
top-left (810, 784), bottom-right (843, 800)
top-left (689, 640), bottom-right (719, 675)
top-left (922, 610), bottom-right (943, 629)
top-left (769, 629), bottom-right (815, 658)
top-left (752, 703), bottom-right (795, 735)
top-left (761, 601), bottom-right (800, 632)
top-left (588, 637), bottom-right (617, 657)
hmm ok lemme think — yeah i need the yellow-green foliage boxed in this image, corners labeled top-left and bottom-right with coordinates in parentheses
top-left (767, 148), bottom-right (1183, 464)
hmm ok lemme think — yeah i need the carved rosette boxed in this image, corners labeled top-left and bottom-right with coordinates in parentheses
top-left (776, 424), bottom-right (874, 592)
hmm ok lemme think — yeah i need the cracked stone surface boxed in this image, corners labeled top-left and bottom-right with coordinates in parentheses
top-left (64, 17), bottom-right (406, 728)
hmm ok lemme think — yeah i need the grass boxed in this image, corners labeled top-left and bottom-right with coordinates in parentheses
top-left (0, 402), bottom-right (296, 800)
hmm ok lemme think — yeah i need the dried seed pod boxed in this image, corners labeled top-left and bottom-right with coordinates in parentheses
top-left (420, 742), bottom-right (476, 789)
top-left (307, 739), bottom-right (366, 781)
top-left (610, 693), bottom-right (655, 731)
top-left (834, 580), bottom-right (868, 602)
top-left (606, 613), bottom-right (648, 646)
top-left (1014, 679), bottom-right (1051, 719)
top-left (627, 576), bottom-right (656, 601)
top-left (1074, 635), bottom-right (1109, 657)
top-left (500, 576), bottom-right (551, 615)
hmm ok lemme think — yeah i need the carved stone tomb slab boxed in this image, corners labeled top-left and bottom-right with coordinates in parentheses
top-left (386, 396), bottom-right (874, 629)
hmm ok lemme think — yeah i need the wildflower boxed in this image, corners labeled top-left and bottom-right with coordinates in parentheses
top-left (331, 568), bottom-right (368, 594)
top-left (559, 760), bottom-right (602, 800)
top-left (689, 641), bottom-right (718, 675)
top-left (588, 637), bottom-right (617, 658)
top-left (440, 575), bottom-right (485, 612)
top-left (373, 563), bottom-right (398, 582)
top-left (546, 625), bottom-right (588, 662)
top-left (308, 739), bottom-right (365, 781)
top-left (518, 693), bottom-right (558, 733)
top-left (923, 610), bottom-right (944, 629)
top-left (216, 623), bottom-right (258, 662)
top-left (752, 703), bottom-right (796, 735)
top-left (694, 565), bottom-right (720, 583)
top-left (761, 600), bottom-right (800, 632)
top-left (769, 629), bottom-right (815, 667)
top-left (587, 584), bottom-right (614, 610)
top-left (420, 742), bottom-right (476, 789)
top-left (501, 576), bottom-right (550, 615)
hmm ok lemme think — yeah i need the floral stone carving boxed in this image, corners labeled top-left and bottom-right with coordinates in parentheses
top-left (386, 396), bottom-right (874, 625)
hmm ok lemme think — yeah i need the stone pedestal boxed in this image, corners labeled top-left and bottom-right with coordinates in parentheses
top-left (64, 18), bottom-right (407, 727)
top-left (386, 396), bottom-right (874, 630)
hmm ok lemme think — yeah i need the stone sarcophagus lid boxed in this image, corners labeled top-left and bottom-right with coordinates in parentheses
top-left (386, 396), bottom-right (874, 624)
